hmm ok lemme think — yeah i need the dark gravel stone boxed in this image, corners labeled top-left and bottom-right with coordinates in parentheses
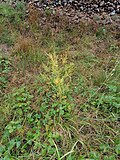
top-left (1, 0), bottom-right (120, 25)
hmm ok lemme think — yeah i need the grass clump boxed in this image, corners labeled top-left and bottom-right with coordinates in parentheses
top-left (0, 1), bottom-right (26, 25)
top-left (0, 1), bottom-right (26, 46)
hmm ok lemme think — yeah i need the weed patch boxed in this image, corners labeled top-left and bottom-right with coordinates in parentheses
top-left (0, 56), bottom-right (12, 90)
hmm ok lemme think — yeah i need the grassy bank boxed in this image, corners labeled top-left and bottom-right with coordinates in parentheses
top-left (0, 2), bottom-right (120, 160)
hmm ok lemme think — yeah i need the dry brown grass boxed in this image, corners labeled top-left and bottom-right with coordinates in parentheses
top-left (13, 36), bottom-right (33, 53)
top-left (27, 5), bottom-right (41, 25)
